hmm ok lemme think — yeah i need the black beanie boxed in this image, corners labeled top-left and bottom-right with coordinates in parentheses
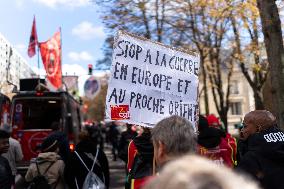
top-left (198, 115), bottom-right (209, 131)
top-left (41, 136), bottom-right (58, 152)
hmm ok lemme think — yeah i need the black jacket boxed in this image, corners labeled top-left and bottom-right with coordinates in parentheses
top-left (133, 132), bottom-right (153, 163)
top-left (0, 156), bottom-right (13, 189)
top-left (237, 127), bottom-right (284, 189)
top-left (118, 129), bottom-right (137, 162)
top-left (64, 139), bottom-right (110, 189)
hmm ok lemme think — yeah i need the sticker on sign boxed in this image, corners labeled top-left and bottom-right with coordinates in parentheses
top-left (111, 105), bottom-right (130, 120)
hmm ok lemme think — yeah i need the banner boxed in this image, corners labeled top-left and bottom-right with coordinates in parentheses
top-left (105, 31), bottom-right (200, 129)
top-left (63, 75), bottom-right (79, 93)
top-left (39, 31), bottom-right (62, 89)
top-left (84, 76), bottom-right (101, 99)
top-left (27, 16), bottom-right (38, 58)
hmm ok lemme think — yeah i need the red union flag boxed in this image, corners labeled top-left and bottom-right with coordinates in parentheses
top-left (27, 16), bottom-right (38, 57)
top-left (39, 31), bottom-right (62, 89)
top-left (111, 105), bottom-right (130, 120)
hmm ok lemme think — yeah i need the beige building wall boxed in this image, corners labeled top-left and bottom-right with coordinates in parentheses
top-left (199, 66), bottom-right (255, 135)
top-left (0, 32), bottom-right (35, 95)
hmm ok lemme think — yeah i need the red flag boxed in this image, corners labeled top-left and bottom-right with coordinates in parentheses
top-left (39, 31), bottom-right (62, 89)
top-left (27, 16), bottom-right (38, 57)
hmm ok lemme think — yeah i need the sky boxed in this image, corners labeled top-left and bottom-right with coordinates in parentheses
top-left (0, 0), bottom-right (108, 94)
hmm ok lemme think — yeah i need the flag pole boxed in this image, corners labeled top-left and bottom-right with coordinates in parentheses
top-left (37, 44), bottom-right (40, 80)
top-left (59, 27), bottom-right (63, 90)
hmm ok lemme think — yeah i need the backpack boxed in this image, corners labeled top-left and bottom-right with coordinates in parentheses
top-left (74, 148), bottom-right (105, 189)
top-left (28, 161), bottom-right (56, 189)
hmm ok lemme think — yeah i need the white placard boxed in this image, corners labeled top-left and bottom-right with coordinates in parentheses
top-left (105, 31), bottom-right (200, 130)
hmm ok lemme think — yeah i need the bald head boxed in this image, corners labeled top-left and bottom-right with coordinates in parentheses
top-left (245, 110), bottom-right (276, 131)
top-left (241, 110), bottom-right (276, 140)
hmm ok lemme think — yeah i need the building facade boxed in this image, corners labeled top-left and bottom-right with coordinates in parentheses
top-left (199, 66), bottom-right (255, 135)
top-left (0, 33), bottom-right (35, 95)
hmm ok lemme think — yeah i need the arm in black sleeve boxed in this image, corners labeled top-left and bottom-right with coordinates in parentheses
top-left (236, 152), bottom-right (260, 180)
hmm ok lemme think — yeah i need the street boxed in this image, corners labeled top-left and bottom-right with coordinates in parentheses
top-left (105, 145), bottom-right (126, 189)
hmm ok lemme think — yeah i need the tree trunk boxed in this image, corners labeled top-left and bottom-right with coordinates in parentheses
top-left (256, 0), bottom-right (284, 129)
top-left (254, 89), bottom-right (265, 110)
top-left (201, 58), bottom-right (209, 115)
top-left (219, 110), bottom-right (228, 132)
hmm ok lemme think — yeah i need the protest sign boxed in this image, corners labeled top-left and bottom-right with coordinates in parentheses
top-left (105, 31), bottom-right (200, 130)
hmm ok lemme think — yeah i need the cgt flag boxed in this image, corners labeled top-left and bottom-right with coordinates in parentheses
top-left (27, 16), bottom-right (38, 57)
top-left (39, 31), bottom-right (62, 89)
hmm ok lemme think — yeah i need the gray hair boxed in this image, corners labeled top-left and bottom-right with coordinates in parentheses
top-left (152, 115), bottom-right (197, 157)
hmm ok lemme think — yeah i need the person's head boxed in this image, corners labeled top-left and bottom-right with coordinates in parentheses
top-left (78, 130), bottom-right (91, 142)
top-left (143, 155), bottom-right (260, 189)
top-left (206, 114), bottom-right (221, 129)
top-left (41, 137), bottom-right (59, 153)
top-left (2, 124), bottom-right (12, 134)
top-left (241, 110), bottom-right (276, 140)
top-left (198, 115), bottom-right (209, 132)
top-left (126, 123), bottom-right (132, 131)
top-left (151, 115), bottom-right (197, 167)
top-left (0, 130), bottom-right (10, 154)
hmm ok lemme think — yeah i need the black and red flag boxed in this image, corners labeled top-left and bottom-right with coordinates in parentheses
top-left (39, 30), bottom-right (62, 89)
top-left (27, 16), bottom-right (38, 57)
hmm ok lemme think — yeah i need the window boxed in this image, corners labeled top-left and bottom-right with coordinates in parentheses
top-left (230, 102), bottom-right (242, 115)
top-left (230, 81), bottom-right (239, 94)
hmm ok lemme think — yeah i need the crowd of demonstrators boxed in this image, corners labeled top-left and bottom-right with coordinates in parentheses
top-left (108, 121), bottom-right (120, 161)
top-left (197, 115), bottom-right (236, 167)
top-left (143, 155), bottom-right (260, 189)
top-left (64, 130), bottom-right (110, 189)
top-left (25, 136), bottom-right (66, 189)
top-left (125, 127), bottom-right (153, 189)
top-left (85, 121), bottom-right (105, 150)
top-left (0, 129), bottom-right (13, 189)
top-left (236, 110), bottom-right (284, 189)
top-left (1, 109), bottom-right (283, 189)
top-left (2, 124), bottom-right (23, 184)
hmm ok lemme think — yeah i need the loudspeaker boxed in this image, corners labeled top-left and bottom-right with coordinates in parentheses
top-left (20, 78), bottom-right (46, 91)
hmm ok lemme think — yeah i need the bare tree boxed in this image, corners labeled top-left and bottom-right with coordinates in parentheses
top-left (172, 0), bottom-right (234, 130)
top-left (256, 0), bottom-right (284, 129)
top-left (229, 0), bottom-right (269, 110)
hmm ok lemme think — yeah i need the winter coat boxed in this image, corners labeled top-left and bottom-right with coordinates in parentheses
top-left (0, 156), bottom-right (13, 189)
top-left (197, 127), bottom-right (236, 167)
top-left (25, 152), bottom-right (65, 189)
top-left (126, 132), bottom-right (154, 189)
top-left (64, 139), bottom-right (110, 189)
top-left (237, 127), bottom-right (284, 189)
top-left (118, 129), bottom-right (137, 162)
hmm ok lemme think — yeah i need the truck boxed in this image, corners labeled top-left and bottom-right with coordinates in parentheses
top-left (10, 78), bottom-right (82, 175)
